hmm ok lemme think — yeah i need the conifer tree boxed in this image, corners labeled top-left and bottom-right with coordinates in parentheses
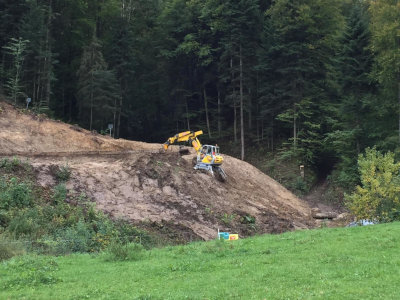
top-left (2, 37), bottom-right (29, 104)
top-left (264, 0), bottom-right (344, 164)
top-left (369, 0), bottom-right (400, 144)
top-left (327, 2), bottom-right (374, 186)
top-left (77, 35), bottom-right (118, 131)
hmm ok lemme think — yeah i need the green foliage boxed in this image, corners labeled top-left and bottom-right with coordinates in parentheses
top-left (55, 164), bottom-right (71, 182)
top-left (0, 177), bottom-right (33, 210)
top-left (292, 177), bottom-right (309, 195)
top-left (2, 255), bottom-right (59, 289)
top-left (0, 158), bottom-right (158, 256)
top-left (52, 184), bottom-right (67, 204)
top-left (0, 157), bottom-right (23, 171)
top-left (0, 236), bottom-right (25, 261)
top-left (102, 242), bottom-right (145, 262)
top-left (220, 213), bottom-right (235, 226)
top-left (76, 35), bottom-right (119, 131)
top-left (2, 37), bottom-right (29, 104)
top-left (346, 148), bottom-right (400, 222)
top-left (51, 220), bottom-right (93, 254)
top-left (241, 215), bottom-right (256, 224)
top-left (369, 0), bottom-right (400, 94)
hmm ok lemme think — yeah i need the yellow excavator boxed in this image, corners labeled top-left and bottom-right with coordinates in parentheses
top-left (163, 130), bottom-right (227, 181)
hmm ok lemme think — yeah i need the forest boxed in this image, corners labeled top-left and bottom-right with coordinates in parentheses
top-left (0, 0), bottom-right (399, 188)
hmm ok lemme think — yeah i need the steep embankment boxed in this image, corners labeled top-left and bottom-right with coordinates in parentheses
top-left (0, 102), bottom-right (315, 239)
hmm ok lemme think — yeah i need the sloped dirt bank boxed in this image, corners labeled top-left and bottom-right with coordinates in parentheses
top-left (0, 101), bottom-right (315, 240)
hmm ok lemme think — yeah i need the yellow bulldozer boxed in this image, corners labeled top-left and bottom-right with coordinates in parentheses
top-left (163, 130), bottom-right (227, 181)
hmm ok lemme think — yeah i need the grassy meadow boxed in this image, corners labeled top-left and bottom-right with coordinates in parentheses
top-left (1, 223), bottom-right (399, 300)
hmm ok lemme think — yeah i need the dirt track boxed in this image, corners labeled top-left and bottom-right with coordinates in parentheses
top-left (0, 102), bottom-right (315, 239)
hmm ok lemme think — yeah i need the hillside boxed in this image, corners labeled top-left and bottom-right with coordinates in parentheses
top-left (0, 102), bottom-right (315, 239)
top-left (1, 223), bottom-right (399, 299)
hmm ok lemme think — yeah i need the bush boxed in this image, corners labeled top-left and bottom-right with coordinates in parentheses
top-left (52, 220), bottom-right (93, 254)
top-left (292, 177), bottom-right (308, 195)
top-left (102, 242), bottom-right (145, 262)
top-left (55, 164), bottom-right (71, 182)
top-left (0, 209), bottom-right (10, 227)
top-left (0, 177), bottom-right (33, 209)
top-left (346, 148), bottom-right (400, 222)
top-left (0, 157), bottom-right (21, 172)
top-left (0, 236), bottom-right (25, 261)
top-left (7, 212), bottom-right (41, 238)
top-left (52, 184), bottom-right (67, 204)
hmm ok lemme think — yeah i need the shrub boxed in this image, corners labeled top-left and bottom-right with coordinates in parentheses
top-left (221, 213), bottom-right (235, 225)
top-left (53, 220), bottom-right (93, 255)
top-left (292, 177), bottom-right (308, 194)
top-left (7, 208), bottom-right (42, 238)
top-left (0, 236), bottom-right (25, 261)
top-left (0, 177), bottom-right (33, 209)
top-left (0, 157), bottom-right (21, 171)
top-left (55, 164), bottom-right (71, 182)
top-left (0, 209), bottom-right (10, 227)
top-left (102, 242), bottom-right (145, 261)
top-left (52, 184), bottom-right (67, 204)
top-left (346, 148), bottom-right (400, 222)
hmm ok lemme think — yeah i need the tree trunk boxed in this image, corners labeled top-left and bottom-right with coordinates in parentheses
top-left (261, 119), bottom-right (264, 141)
top-left (113, 97), bottom-right (117, 138)
top-left (32, 78), bottom-right (36, 104)
top-left (293, 104), bottom-right (297, 150)
top-left (240, 44), bottom-right (244, 161)
top-left (256, 117), bottom-right (260, 144)
top-left (248, 88), bottom-right (252, 130)
top-left (90, 71), bottom-right (93, 131)
top-left (117, 96), bottom-right (122, 138)
top-left (271, 117), bottom-right (274, 152)
top-left (218, 88), bottom-right (221, 138)
top-left (185, 96), bottom-right (190, 131)
top-left (398, 81), bottom-right (400, 144)
top-left (231, 56), bottom-right (237, 143)
top-left (203, 86), bottom-right (211, 138)
top-left (116, 79), bottom-right (124, 139)
top-left (62, 86), bottom-right (65, 117)
top-left (45, 0), bottom-right (52, 107)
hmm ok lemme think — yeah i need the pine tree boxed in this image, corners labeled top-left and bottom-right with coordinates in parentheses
top-left (77, 35), bottom-right (119, 131)
top-left (326, 2), bottom-right (374, 186)
top-left (2, 37), bottom-right (29, 104)
top-left (369, 0), bottom-right (400, 145)
top-left (19, 1), bottom-right (47, 108)
top-left (263, 0), bottom-right (345, 165)
top-left (205, 0), bottom-right (261, 159)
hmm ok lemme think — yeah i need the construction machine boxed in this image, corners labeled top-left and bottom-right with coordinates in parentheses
top-left (163, 130), bottom-right (227, 181)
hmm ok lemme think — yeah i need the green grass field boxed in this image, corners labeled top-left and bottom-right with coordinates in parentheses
top-left (1, 223), bottom-right (399, 300)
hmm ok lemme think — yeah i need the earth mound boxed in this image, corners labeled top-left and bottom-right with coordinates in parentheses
top-left (0, 101), bottom-right (315, 239)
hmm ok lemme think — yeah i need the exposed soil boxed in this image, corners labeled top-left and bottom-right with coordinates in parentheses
top-left (0, 101), bottom-right (316, 240)
top-left (303, 180), bottom-right (350, 227)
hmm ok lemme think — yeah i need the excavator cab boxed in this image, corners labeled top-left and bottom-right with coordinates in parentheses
top-left (198, 145), bottom-right (223, 165)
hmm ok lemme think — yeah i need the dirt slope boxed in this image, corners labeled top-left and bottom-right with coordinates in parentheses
top-left (0, 102), bottom-right (315, 239)
top-left (0, 102), bottom-right (160, 154)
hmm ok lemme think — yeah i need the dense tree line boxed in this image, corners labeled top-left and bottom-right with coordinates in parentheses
top-left (0, 0), bottom-right (399, 185)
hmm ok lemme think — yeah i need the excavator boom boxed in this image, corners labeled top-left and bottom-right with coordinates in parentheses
top-left (163, 130), bottom-right (203, 153)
